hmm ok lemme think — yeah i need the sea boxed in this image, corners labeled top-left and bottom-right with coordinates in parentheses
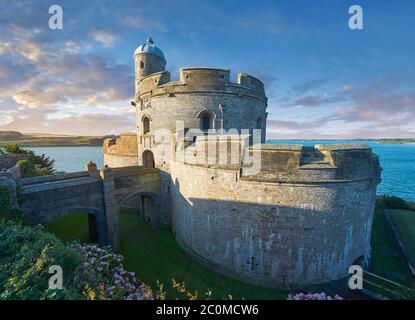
top-left (29, 140), bottom-right (415, 202)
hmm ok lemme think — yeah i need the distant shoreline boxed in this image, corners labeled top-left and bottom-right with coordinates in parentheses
top-left (1, 131), bottom-right (414, 147)
top-left (0, 131), bottom-right (113, 147)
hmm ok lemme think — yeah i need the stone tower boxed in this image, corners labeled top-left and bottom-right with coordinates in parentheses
top-left (132, 37), bottom-right (268, 170)
top-left (134, 37), bottom-right (166, 93)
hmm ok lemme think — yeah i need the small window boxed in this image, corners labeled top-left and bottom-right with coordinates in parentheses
top-left (140, 61), bottom-right (144, 69)
top-left (199, 110), bottom-right (215, 131)
top-left (143, 116), bottom-right (150, 134)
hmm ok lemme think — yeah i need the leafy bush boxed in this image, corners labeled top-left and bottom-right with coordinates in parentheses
top-left (0, 221), bottom-right (82, 299)
top-left (0, 221), bottom-right (154, 300)
top-left (0, 185), bottom-right (11, 217)
top-left (0, 144), bottom-right (55, 177)
top-left (377, 196), bottom-right (412, 210)
top-left (1, 144), bottom-right (28, 154)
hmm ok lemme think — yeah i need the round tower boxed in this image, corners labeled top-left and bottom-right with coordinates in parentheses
top-left (134, 37), bottom-right (166, 90)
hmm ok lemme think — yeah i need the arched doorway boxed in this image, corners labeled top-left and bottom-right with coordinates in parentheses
top-left (141, 195), bottom-right (154, 223)
top-left (47, 209), bottom-right (107, 246)
top-left (143, 150), bottom-right (155, 168)
top-left (118, 191), bottom-right (160, 227)
top-left (88, 213), bottom-right (99, 243)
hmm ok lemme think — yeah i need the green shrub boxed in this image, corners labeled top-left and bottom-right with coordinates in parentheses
top-left (0, 185), bottom-right (11, 216)
top-left (0, 220), bottom-right (154, 300)
top-left (1, 144), bottom-right (55, 177)
top-left (16, 160), bottom-right (36, 178)
top-left (0, 221), bottom-right (82, 299)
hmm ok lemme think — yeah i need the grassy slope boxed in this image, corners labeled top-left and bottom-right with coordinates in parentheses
top-left (389, 209), bottom-right (415, 266)
top-left (369, 206), bottom-right (412, 286)
top-left (47, 211), bottom-right (286, 300)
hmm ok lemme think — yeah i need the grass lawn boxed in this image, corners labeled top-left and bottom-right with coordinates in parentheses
top-left (47, 210), bottom-right (287, 300)
top-left (369, 206), bottom-right (412, 286)
top-left (389, 209), bottom-right (415, 267)
top-left (47, 212), bottom-right (91, 244)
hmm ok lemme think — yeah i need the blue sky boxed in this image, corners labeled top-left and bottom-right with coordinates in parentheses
top-left (0, 0), bottom-right (414, 138)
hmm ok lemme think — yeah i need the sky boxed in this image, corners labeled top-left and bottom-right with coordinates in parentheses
top-left (0, 0), bottom-right (414, 139)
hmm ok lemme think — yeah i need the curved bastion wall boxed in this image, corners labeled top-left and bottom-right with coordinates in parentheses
top-left (169, 141), bottom-right (381, 288)
top-left (102, 134), bottom-right (138, 168)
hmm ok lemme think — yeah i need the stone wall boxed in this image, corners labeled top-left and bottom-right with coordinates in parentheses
top-left (19, 164), bottom-right (162, 250)
top-left (169, 143), bottom-right (381, 288)
top-left (103, 134), bottom-right (139, 168)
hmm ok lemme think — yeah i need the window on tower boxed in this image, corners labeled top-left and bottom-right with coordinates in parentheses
top-left (140, 61), bottom-right (144, 69)
top-left (143, 116), bottom-right (150, 134)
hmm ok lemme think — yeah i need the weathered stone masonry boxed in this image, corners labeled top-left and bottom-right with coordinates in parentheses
top-left (101, 37), bottom-right (382, 288)
top-left (19, 164), bottom-right (162, 251)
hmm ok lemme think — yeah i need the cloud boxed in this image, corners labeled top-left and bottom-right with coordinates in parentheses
top-left (122, 16), bottom-right (168, 32)
top-left (0, 109), bottom-right (135, 136)
top-left (89, 30), bottom-right (119, 47)
top-left (291, 78), bottom-right (331, 94)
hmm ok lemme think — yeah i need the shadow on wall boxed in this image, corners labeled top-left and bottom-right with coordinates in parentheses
top-left (170, 178), bottom-right (372, 291)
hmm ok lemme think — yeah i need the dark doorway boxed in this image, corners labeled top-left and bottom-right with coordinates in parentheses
top-left (143, 150), bottom-right (155, 168)
top-left (140, 195), bottom-right (154, 223)
top-left (88, 213), bottom-right (99, 243)
top-left (202, 114), bottom-right (211, 130)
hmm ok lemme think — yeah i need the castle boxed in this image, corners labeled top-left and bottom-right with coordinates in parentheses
top-left (102, 37), bottom-right (382, 288)
top-left (1, 37), bottom-right (381, 290)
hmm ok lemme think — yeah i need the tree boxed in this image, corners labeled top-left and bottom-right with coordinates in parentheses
top-left (1, 144), bottom-right (55, 177)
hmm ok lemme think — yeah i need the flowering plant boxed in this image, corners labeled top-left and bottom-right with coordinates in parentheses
top-left (70, 243), bottom-right (153, 300)
top-left (287, 292), bottom-right (343, 300)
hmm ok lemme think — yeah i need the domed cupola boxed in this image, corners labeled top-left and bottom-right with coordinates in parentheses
top-left (134, 37), bottom-right (166, 81)
top-left (134, 37), bottom-right (165, 61)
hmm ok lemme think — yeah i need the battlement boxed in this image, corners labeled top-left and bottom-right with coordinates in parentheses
top-left (136, 67), bottom-right (266, 102)
top-left (242, 143), bottom-right (380, 183)
top-left (175, 136), bottom-right (381, 183)
top-left (102, 134), bottom-right (139, 168)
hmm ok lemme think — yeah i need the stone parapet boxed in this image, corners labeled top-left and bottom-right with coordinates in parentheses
top-left (136, 68), bottom-right (267, 103)
top-left (103, 133), bottom-right (139, 168)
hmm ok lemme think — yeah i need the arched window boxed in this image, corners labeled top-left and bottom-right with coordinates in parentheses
top-left (140, 61), bottom-right (144, 69)
top-left (143, 150), bottom-right (155, 168)
top-left (198, 110), bottom-right (216, 131)
top-left (143, 116), bottom-right (150, 134)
